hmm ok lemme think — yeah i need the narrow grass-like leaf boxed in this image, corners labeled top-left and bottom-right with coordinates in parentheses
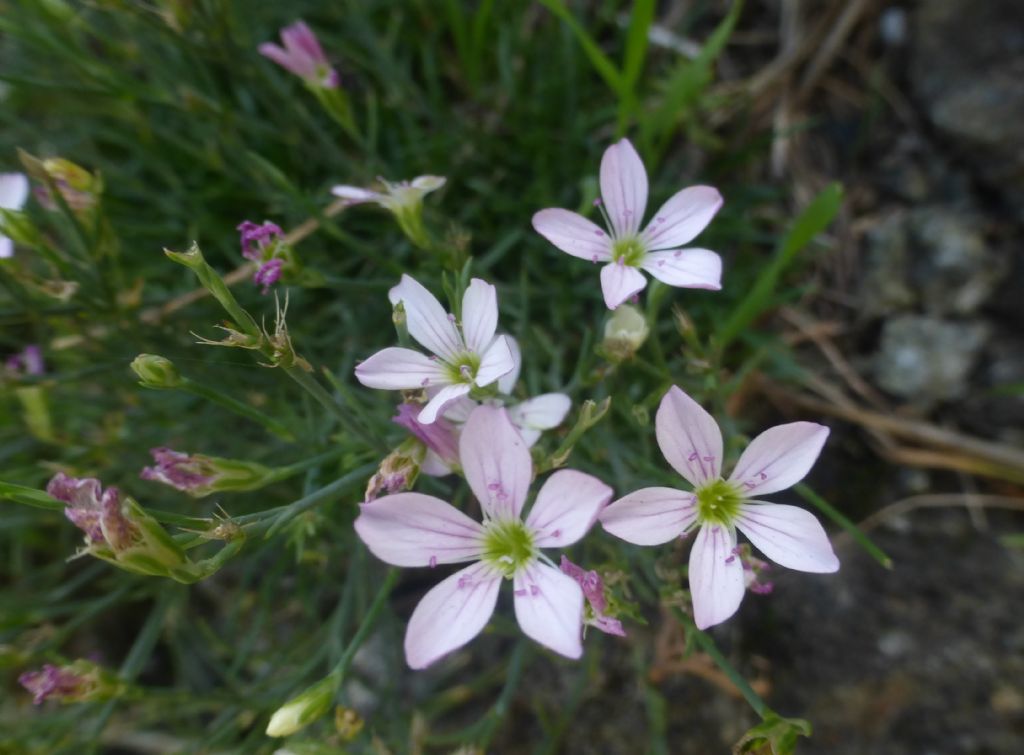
top-left (795, 483), bottom-right (893, 569)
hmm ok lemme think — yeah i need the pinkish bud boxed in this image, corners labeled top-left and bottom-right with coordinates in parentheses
top-left (559, 556), bottom-right (626, 637)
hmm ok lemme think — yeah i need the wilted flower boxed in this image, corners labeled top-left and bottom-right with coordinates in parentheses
top-left (47, 472), bottom-right (191, 579)
top-left (600, 386), bottom-right (839, 630)
top-left (364, 437), bottom-right (425, 501)
top-left (259, 20), bottom-right (339, 89)
top-left (141, 447), bottom-right (275, 498)
top-left (331, 175), bottom-right (445, 248)
top-left (5, 344), bottom-right (44, 376)
top-left (355, 275), bottom-right (515, 424)
top-left (355, 405), bottom-right (613, 668)
top-left (0, 172), bottom-right (29, 259)
top-left (238, 220), bottom-right (288, 294)
top-left (532, 138), bottom-right (723, 309)
top-left (559, 556), bottom-right (626, 637)
top-left (18, 660), bottom-right (124, 705)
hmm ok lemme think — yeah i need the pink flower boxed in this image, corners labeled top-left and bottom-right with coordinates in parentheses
top-left (19, 664), bottom-right (95, 705)
top-left (237, 220), bottom-right (286, 294)
top-left (258, 21), bottom-right (339, 89)
top-left (47, 472), bottom-right (138, 551)
top-left (559, 556), bottom-right (626, 637)
top-left (354, 275), bottom-right (516, 424)
top-left (330, 175), bottom-right (446, 211)
top-left (354, 405), bottom-right (613, 668)
top-left (599, 386), bottom-right (839, 630)
top-left (0, 172), bottom-right (29, 259)
top-left (532, 138), bottom-right (723, 309)
top-left (5, 344), bottom-right (44, 376)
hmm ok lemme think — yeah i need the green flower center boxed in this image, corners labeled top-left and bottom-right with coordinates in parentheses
top-left (446, 352), bottom-right (481, 384)
top-left (694, 479), bottom-right (744, 526)
top-left (481, 519), bottom-right (536, 578)
top-left (612, 237), bottom-right (646, 266)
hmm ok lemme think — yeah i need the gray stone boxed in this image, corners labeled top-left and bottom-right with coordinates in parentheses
top-left (910, 0), bottom-right (1024, 202)
top-left (873, 315), bottom-right (989, 403)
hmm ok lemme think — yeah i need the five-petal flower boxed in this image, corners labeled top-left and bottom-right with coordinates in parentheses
top-left (355, 275), bottom-right (516, 424)
top-left (355, 404), bottom-right (613, 668)
top-left (532, 138), bottom-right (724, 309)
top-left (599, 385), bottom-right (839, 630)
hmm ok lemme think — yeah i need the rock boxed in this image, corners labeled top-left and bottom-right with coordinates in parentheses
top-left (873, 316), bottom-right (989, 403)
top-left (909, 0), bottom-right (1024, 202)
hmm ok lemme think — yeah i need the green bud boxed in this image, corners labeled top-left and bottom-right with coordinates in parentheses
top-left (602, 304), bottom-right (650, 362)
top-left (131, 354), bottom-right (183, 389)
top-left (165, 243), bottom-right (260, 337)
top-left (266, 675), bottom-right (336, 737)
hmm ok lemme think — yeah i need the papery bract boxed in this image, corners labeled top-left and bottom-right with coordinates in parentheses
top-left (532, 138), bottom-right (723, 309)
top-left (354, 405), bottom-right (613, 668)
top-left (599, 386), bottom-right (838, 630)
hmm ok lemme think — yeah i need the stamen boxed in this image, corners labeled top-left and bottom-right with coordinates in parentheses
top-left (429, 556), bottom-right (437, 568)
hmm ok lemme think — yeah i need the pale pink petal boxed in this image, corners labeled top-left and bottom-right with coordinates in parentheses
top-left (460, 404), bottom-right (532, 520)
top-left (728, 422), bottom-right (829, 496)
top-left (282, 21), bottom-right (326, 66)
top-left (736, 502), bottom-right (839, 573)
top-left (531, 208), bottom-right (613, 262)
top-left (655, 385), bottom-right (723, 486)
top-left (355, 347), bottom-right (447, 390)
top-left (461, 279), bottom-right (498, 354)
top-left (497, 336), bottom-right (521, 394)
top-left (354, 493), bottom-right (484, 566)
top-left (421, 449), bottom-right (454, 477)
top-left (257, 42), bottom-right (306, 78)
top-left (640, 186), bottom-right (722, 250)
top-left (599, 138), bottom-right (648, 238)
top-left (439, 395), bottom-right (477, 423)
top-left (641, 249), bottom-right (722, 290)
top-left (508, 393), bottom-right (571, 432)
top-left (331, 185), bottom-right (383, 204)
top-left (513, 562), bottom-right (584, 659)
top-left (404, 561), bottom-right (501, 669)
top-left (475, 335), bottom-right (515, 387)
top-left (526, 470), bottom-right (612, 547)
top-left (0, 237), bottom-right (12, 259)
top-left (411, 175), bottom-right (446, 191)
top-left (389, 275), bottom-right (464, 362)
top-left (418, 383), bottom-right (472, 425)
top-left (600, 262), bottom-right (647, 309)
top-left (689, 523), bottom-right (745, 630)
top-left (0, 173), bottom-right (29, 210)
top-left (599, 487), bottom-right (697, 545)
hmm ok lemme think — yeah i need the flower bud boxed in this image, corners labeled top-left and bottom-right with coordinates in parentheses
top-left (19, 660), bottom-right (126, 705)
top-left (266, 675), bottom-right (335, 738)
top-left (560, 556), bottom-right (626, 637)
top-left (141, 448), bottom-right (276, 498)
top-left (131, 353), bottom-right (183, 390)
top-left (365, 437), bottom-right (424, 501)
top-left (19, 151), bottom-right (101, 218)
top-left (602, 304), bottom-right (649, 362)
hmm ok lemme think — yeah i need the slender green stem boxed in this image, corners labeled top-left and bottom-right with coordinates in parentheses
top-left (180, 377), bottom-right (294, 441)
top-left (264, 446), bottom-right (350, 484)
top-left (329, 567), bottom-right (399, 687)
top-left (671, 607), bottom-right (768, 718)
top-left (282, 366), bottom-right (359, 437)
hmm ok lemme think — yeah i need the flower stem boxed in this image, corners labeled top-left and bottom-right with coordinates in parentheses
top-left (327, 567), bottom-right (398, 686)
top-left (179, 377), bottom-right (294, 441)
top-left (670, 607), bottom-right (769, 718)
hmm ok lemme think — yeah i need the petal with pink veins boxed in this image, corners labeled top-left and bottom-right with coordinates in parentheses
top-left (460, 279), bottom-right (498, 354)
top-left (600, 487), bottom-right (698, 545)
top-left (728, 422), bottom-right (829, 496)
top-left (640, 186), bottom-right (722, 250)
top-left (531, 208), bottom-right (613, 262)
top-left (404, 562), bottom-right (502, 669)
top-left (641, 249), bottom-right (722, 290)
top-left (418, 383), bottom-right (472, 425)
top-left (389, 275), bottom-right (464, 362)
top-left (688, 524), bottom-right (745, 630)
top-left (459, 405), bottom-right (532, 520)
top-left (526, 469), bottom-right (612, 547)
top-left (655, 386), bottom-right (723, 486)
top-left (600, 262), bottom-right (647, 309)
top-left (599, 139), bottom-right (648, 238)
top-left (735, 502), bottom-right (839, 573)
top-left (355, 347), bottom-right (447, 390)
top-left (354, 494), bottom-right (484, 566)
top-left (475, 335), bottom-right (515, 388)
top-left (513, 562), bottom-right (584, 659)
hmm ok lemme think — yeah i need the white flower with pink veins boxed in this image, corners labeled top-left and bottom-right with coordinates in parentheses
top-left (355, 404), bottom-right (613, 669)
top-left (600, 385), bottom-right (839, 630)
